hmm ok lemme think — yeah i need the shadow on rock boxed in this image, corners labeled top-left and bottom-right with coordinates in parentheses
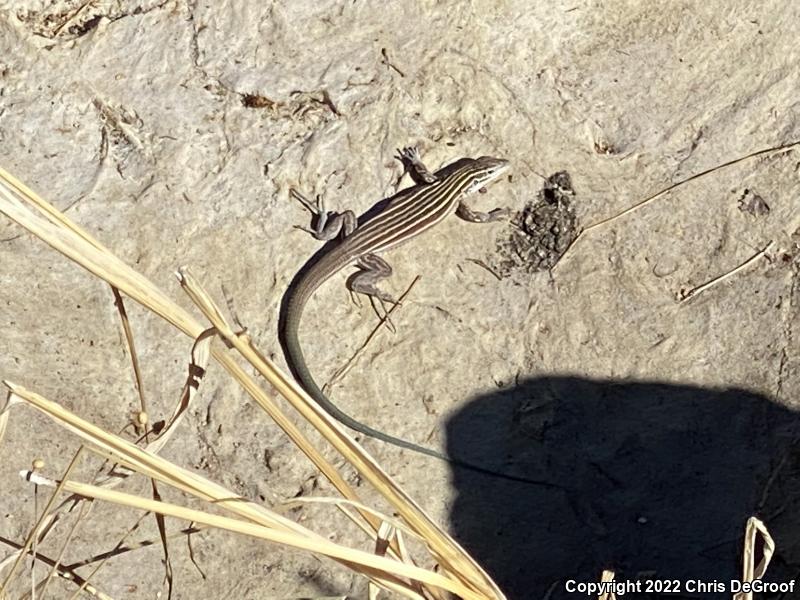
top-left (446, 376), bottom-right (800, 599)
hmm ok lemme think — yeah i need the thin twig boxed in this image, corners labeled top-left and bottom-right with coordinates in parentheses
top-left (380, 48), bottom-right (406, 77)
top-left (59, 526), bottom-right (204, 571)
top-left (556, 140), bottom-right (800, 268)
top-left (37, 447), bottom-right (88, 598)
top-left (1, 450), bottom-right (83, 591)
top-left (67, 511), bottom-right (152, 600)
top-left (677, 242), bottom-right (774, 302)
top-left (111, 288), bottom-right (147, 436)
top-left (325, 276), bottom-right (421, 392)
top-left (757, 445), bottom-right (792, 512)
top-left (113, 287), bottom-right (175, 598)
top-left (0, 536), bottom-right (112, 599)
top-left (465, 258), bottom-right (503, 281)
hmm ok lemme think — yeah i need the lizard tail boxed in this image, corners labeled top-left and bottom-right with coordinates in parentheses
top-left (278, 279), bottom-right (456, 457)
top-left (278, 268), bottom-right (566, 489)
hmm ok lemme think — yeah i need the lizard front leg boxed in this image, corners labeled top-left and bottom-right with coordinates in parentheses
top-left (456, 200), bottom-right (511, 223)
top-left (397, 146), bottom-right (438, 184)
top-left (290, 188), bottom-right (357, 240)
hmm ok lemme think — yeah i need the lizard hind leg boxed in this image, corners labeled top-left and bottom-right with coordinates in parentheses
top-left (347, 253), bottom-right (398, 305)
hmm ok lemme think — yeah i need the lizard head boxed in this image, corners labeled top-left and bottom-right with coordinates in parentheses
top-left (462, 156), bottom-right (511, 195)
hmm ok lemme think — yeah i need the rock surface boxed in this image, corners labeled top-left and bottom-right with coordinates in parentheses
top-left (1, 1), bottom-right (799, 598)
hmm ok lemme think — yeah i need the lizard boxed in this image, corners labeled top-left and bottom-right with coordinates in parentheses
top-left (279, 146), bottom-right (560, 486)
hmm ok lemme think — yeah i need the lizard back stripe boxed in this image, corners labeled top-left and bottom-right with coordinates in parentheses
top-left (347, 164), bottom-right (481, 255)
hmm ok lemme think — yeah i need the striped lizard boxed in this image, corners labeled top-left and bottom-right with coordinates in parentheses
top-left (279, 147), bottom-right (558, 485)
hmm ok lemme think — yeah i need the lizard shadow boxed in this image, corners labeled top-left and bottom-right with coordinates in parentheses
top-left (445, 376), bottom-right (800, 599)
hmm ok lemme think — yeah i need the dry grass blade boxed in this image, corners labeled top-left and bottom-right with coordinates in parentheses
top-left (0, 536), bottom-right (113, 600)
top-left (279, 497), bottom-right (422, 542)
top-left (0, 448), bottom-right (82, 591)
top-left (4, 383), bottom-right (323, 538)
top-left (6, 384), bottom-right (480, 598)
top-left (31, 448), bottom-right (88, 599)
top-left (177, 269), bottom-right (498, 595)
top-left (597, 570), bottom-right (616, 600)
top-left (555, 139), bottom-right (800, 269)
top-left (677, 242), bottom-right (774, 302)
top-left (734, 516), bottom-right (775, 600)
top-left (22, 473), bottom-right (483, 600)
top-left (326, 275), bottom-right (421, 390)
top-left (0, 332), bottom-right (211, 596)
top-left (0, 166), bottom-right (506, 598)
